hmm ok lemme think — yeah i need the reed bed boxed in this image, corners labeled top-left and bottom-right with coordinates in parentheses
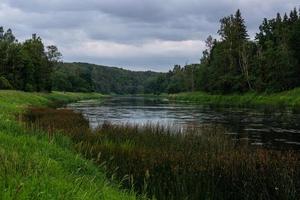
top-left (23, 107), bottom-right (300, 200)
top-left (23, 107), bottom-right (91, 140)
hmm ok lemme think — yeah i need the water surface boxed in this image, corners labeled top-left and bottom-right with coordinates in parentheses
top-left (68, 96), bottom-right (300, 150)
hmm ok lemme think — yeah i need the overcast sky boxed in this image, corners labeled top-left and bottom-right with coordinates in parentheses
top-left (0, 0), bottom-right (299, 71)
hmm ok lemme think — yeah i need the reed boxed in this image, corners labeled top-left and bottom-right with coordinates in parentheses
top-left (24, 107), bottom-right (300, 200)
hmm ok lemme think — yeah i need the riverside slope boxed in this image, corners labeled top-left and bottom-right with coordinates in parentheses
top-left (0, 90), bottom-right (137, 200)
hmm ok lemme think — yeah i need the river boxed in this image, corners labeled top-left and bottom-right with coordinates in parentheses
top-left (67, 96), bottom-right (300, 150)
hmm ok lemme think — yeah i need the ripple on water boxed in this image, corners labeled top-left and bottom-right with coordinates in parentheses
top-left (67, 97), bottom-right (300, 150)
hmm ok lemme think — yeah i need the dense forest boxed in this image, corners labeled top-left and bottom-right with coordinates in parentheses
top-left (0, 8), bottom-right (299, 94)
top-left (149, 8), bottom-right (300, 94)
top-left (53, 62), bottom-right (161, 94)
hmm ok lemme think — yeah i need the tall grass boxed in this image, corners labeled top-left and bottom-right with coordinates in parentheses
top-left (24, 107), bottom-right (300, 200)
top-left (0, 91), bottom-right (137, 200)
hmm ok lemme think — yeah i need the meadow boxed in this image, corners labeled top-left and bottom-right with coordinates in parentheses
top-left (0, 90), bottom-right (138, 200)
top-left (24, 106), bottom-right (300, 200)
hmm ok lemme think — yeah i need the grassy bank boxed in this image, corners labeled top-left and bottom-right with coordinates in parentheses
top-left (0, 90), bottom-right (137, 200)
top-left (24, 107), bottom-right (300, 200)
top-left (167, 88), bottom-right (300, 108)
top-left (0, 90), bottom-right (107, 115)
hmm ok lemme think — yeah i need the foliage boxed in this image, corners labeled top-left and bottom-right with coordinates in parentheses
top-left (52, 62), bottom-right (161, 94)
top-left (148, 8), bottom-right (300, 95)
top-left (0, 28), bottom-right (61, 92)
top-left (145, 64), bottom-right (201, 94)
top-left (0, 76), bottom-right (13, 89)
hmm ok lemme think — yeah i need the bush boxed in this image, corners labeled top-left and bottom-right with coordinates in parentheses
top-left (24, 83), bottom-right (34, 92)
top-left (0, 76), bottom-right (13, 90)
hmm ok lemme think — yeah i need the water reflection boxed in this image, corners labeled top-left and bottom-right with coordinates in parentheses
top-left (67, 96), bottom-right (300, 150)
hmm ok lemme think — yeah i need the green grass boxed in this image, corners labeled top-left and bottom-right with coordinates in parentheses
top-left (0, 90), bottom-right (137, 200)
top-left (167, 87), bottom-right (300, 108)
top-left (0, 90), bottom-right (106, 115)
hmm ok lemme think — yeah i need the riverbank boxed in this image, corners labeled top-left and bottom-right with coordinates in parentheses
top-left (0, 90), bottom-right (136, 200)
top-left (167, 88), bottom-right (300, 108)
top-left (23, 99), bottom-right (300, 199)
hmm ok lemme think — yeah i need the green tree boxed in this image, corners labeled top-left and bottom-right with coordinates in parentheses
top-left (202, 9), bottom-right (251, 93)
top-left (22, 34), bottom-right (49, 91)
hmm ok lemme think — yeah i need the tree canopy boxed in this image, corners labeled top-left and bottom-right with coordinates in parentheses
top-left (149, 8), bottom-right (300, 94)
top-left (0, 29), bottom-right (61, 92)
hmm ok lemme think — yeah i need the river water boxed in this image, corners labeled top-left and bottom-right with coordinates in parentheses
top-left (67, 96), bottom-right (300, 150)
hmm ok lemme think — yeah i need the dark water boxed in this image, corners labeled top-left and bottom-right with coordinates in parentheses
top-left (67, 96), bottom-right (300, 150)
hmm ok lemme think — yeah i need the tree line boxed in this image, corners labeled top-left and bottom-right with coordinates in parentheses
top-left (0, 7), bottom-right (299, 94)
top-left (53, 62), bottom-right (161, 94)
top-left (0, 28), bottom-right (61, 92)
top-left (0, 27), bottom-right (160, 94)
top-left (147, 8), bottom-right (300, 94)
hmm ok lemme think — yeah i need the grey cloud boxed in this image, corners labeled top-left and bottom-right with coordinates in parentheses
top-left (0, 0), bottom-right (299, 71)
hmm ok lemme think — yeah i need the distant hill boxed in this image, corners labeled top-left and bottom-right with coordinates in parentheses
top-left (52, 62), bottom-right (162, 94)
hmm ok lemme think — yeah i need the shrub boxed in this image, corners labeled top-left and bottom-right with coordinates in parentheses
top-left (0, 76), bottom-right (13, 89)
top-left (24, 83), bottom-right (34, 92)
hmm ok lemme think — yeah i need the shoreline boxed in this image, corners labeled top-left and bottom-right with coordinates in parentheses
top-left (165, 88), bottom-right (300, 109)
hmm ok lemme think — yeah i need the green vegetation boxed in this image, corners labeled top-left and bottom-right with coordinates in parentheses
top-left (24, 107), bottom-right (300, 200)
top-left (0, 90), bottom-right (104, 115)
top-left (0, 28), bottom-right (62, 92)
top-left (53, 62), bottom-right (161, 94)
top-left (147, 8), bottom-right (300, 95)
top-left (0, 90), bottom-right (137, 200)
top-left (167, 87), bottom-right (300, 108)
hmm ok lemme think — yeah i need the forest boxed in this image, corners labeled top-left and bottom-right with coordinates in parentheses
top-left (0, 8), bottom-right (299, 94)
top-left (53, 62), bottom-right (161, 94)
top-left (148, 8), bottom-right (300, 94)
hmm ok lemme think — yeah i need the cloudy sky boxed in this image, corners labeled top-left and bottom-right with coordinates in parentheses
top-left (0, 0), bottom-right (298, 71)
